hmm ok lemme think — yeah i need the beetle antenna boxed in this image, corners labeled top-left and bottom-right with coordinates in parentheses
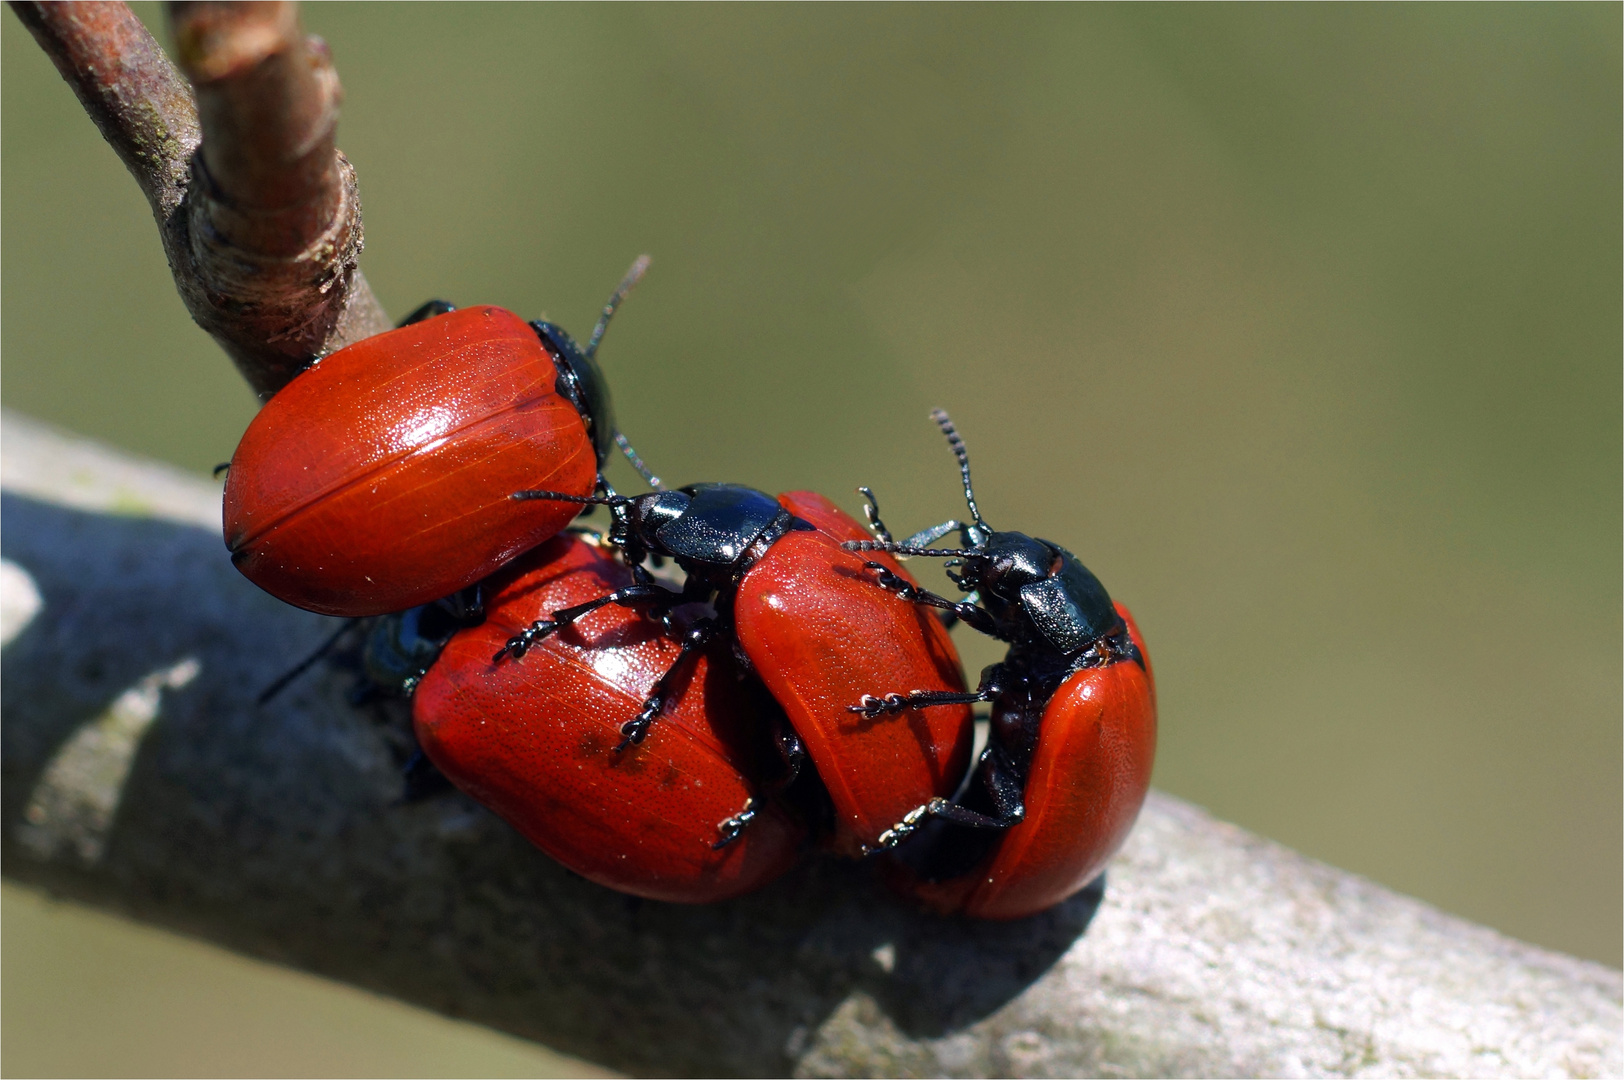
top-left (842, 540), bottom-right (979, 558)
top-left (930, 408), bottom-right (989, 532)
top-left (613, 429), bottom-right (666, 491)
top-left (258, 618), bottom-right (360, 704)
top-left (512, 489), bottom-right (632, 506)
top-left (585, 254), bottom-right (652, 360)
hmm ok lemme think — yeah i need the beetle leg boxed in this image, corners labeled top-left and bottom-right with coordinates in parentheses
top-left (864, 794), bottom-right (1017, 853)
top-left (432, 583), bottom-right (485, 627)
top-left (617, 617), bottom-right (721, 749)
top-left (934, 588), bottom-right (982, 632)
top-left (711, 714), bottom-right (802, 849)
top-left (257, 618), bottom-right (362, 704)
top-left (399, 747), bottom-right (455, 803)
top-left (712, 797), bottom-right (757, 849)
top-left (970, 741), bottom-right (1028, 826)
top-left (774, 724), bottom-right (806, 788)
top-left (900, 519), bottom-right (963, 550)
top-left (862, 794), bottom-right (1010, 852)
top-left (730, 636), bottom-right (756, 674)
top-left (849, 687), bottom-right (992, 719)
top-left (857, 562), bottom-right (1000, 637)
top-left (864, 740), bottom-right (1026, 853)
top-left (849, 662), bottom-right (1004, 720)
top-left (863, 797), bottom-right (946, 851)
top-left (494, 582), bottom-right (678, 661)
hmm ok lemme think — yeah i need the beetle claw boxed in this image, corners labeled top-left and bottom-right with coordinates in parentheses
top-left (863, 797), bottom-right (952, 853)
top-left (494, 619), bottom-right (564, 662)
top-left (849, 693), bottom-right (910, 719)
top-left (617, 707), bottom-right (657, 750)
top-left (712, 797), bottom-right (758, 849)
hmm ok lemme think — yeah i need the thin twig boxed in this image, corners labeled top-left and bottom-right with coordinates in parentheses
top-left (8, 1), bottom-right (198, 214)
top-left (8, 1), bottom-right (389, 397)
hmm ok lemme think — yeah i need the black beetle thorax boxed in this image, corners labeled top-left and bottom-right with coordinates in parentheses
top-left (975, 533), bottom-right (1121, 659)
top-left (651, 484), bottom-right (788, 569)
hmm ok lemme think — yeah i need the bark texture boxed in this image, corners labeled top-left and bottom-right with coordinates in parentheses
top-left (2, 412), bottom-right (1618, 1079)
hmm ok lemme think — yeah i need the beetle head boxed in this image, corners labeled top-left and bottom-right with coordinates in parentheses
top-left (840, 410), bottom-right (1121, 654)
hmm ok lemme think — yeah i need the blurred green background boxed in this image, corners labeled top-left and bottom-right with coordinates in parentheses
top-left (4, 3), bottom-right (1619, 1075)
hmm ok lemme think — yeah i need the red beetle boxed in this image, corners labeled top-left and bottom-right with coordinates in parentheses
top-left (841, 411), bottom-right (1157, 919)
top-left (413, 532), bottom-right (806, 903)
top-left (500, 482), bottom-right (976, 857)
top-left (884, 606), bottom-right (1153, 919)
top-left (222, 261), bottom-right (645, 617)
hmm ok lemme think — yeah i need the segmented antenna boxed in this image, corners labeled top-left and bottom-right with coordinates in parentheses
top-left (930, 408), bottom-right (988, 531)
top-left (613, 429), bottom-right (666, 491)
top-left (585, 254), bottom-right (652, 360)
top-left (512, 489), bottom-right (632, 506)
top-left (842, 540), bottom-right (979, 558)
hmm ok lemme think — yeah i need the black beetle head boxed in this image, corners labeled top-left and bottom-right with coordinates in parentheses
top-left (919, 532), bottom-right (1119, 656)
top-left (618, 489), bottom-right (691, 553)
top-left (362, 584), bottom-right (484, 695)
top-left (954, 531), bottom-right (1053, 599)
top-left (838, 410), bottom-right (1123, 656)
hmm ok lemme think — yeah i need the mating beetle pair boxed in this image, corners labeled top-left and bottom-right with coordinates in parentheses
top-left (498, 482), bottom-right (973, 858)
top-left (839, 411), bottom-right (1156, 919)
top-left (223, 263), bottom-right (1155, 917)
top-left (495, 412), bottom-right (1156, 919)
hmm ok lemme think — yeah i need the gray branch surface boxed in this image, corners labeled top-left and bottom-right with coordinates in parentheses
top-left (2, 411), bottom-right (1618, 1079)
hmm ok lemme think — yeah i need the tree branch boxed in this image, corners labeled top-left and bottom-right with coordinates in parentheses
top-left (2, 413), bottom-right (1617, 1078)
top-left (8, 0), bottom-right (197, 211)
top-left (8, 1), bottom-right (388, 398)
